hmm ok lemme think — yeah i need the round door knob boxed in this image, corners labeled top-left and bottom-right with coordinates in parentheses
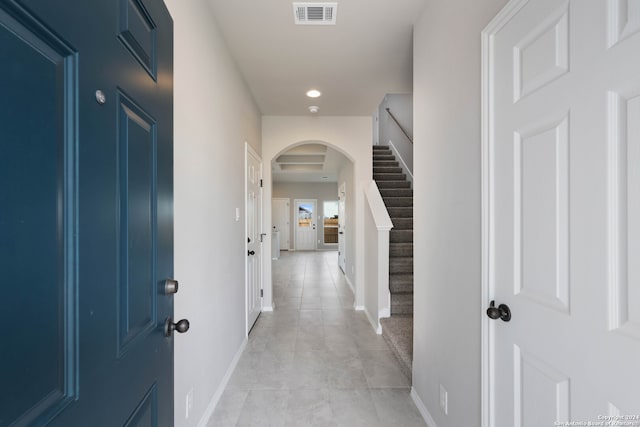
top-left (164, 317), bottom-right (190, 337)
top-left (486, 301), bottom-right (511, 322)
top-left (248, 250), bottom-right (255, 256)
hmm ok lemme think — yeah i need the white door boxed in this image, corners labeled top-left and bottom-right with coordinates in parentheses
top-left (272, 198), bottom-right (290, 250)
top-left (485, 0), bottom-right (640, 425)
top-left (295, 199), bottom-right (317, 251)
top-left (246, 144), bottom-right (262, 332)
top-left (338, 183), bottom-right (347, 272)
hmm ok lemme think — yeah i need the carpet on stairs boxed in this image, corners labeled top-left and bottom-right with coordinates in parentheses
top-left (372, 145), bottom-right (414, 378)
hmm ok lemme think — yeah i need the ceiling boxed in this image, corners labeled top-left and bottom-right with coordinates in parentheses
top-left (208, 0), bottom-right (425, 116)
top-left (272, 143), bottom-right (347, 182)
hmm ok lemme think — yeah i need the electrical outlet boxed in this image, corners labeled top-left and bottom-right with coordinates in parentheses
top-left (439, 384), bottom-right (448, 415)
top-left (186, 389), bottom-right (194, 419)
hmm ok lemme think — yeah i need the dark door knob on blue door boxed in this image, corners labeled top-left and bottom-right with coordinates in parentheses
top-left (486, 301), bottom-right (511, 322)
top-left (164, 318), bottom-right (190, 337)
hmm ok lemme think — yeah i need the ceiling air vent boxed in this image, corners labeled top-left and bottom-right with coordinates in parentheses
top-left (293, 2), bottom-right (338, 25)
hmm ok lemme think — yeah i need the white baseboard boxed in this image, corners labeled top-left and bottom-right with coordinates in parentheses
top-left (261, 305), bottom-right (274, 312)
top-left (388, 140), bottom-right (413, 187)
top-left (363, 306), bottom-right (382, 334)
top-left (197, 337), bottom-right (248, 427)
top-left (354, 305), bottom-right (365, 311)
top-left (410, 387), bottom-right (438, 427)
top-left (345, 275), bottom-right (355, 294)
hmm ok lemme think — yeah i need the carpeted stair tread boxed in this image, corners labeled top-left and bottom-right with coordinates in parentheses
top-left (390, 229), bottom-right (413, 243)
top-left (382, 197), bottom-right (413, 207)
top-left (374, 160), bottom-right (399, 167)
top-left (389, 272), bottom-right (414, 290)
top-left (380, 188), bottom-right (412, 197)
top-left (374, 173), bottom-right (406, 181)
top-left (387, 207), bottom-right (413, 218)
top-left (373, 145), bottom-right (390, 150)
top-left (377, 181), bottom-right (411, 189)
top-left (381, 315), bottom-right (413, 378)
top-left (391, 218), bottom-right (413, 229)
top-left (390, 243), bottom-right (413, 257)
top-left (374, 166), bottom-right (403, 174)
top-left (391, 293), bottom-right (413, 315)
top-left (373, 154), bottom-right (395, 161)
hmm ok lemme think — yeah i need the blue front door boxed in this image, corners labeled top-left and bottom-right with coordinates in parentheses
top-left (0, 0), bottom-right (175, 425)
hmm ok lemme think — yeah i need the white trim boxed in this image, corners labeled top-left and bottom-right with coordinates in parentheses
top-left (364, 180), bottom-right (394, 231)
top-left (345, 274), bottom-right (355, 294)
top-left (364, 306), bottom-right (382, 334)
top-left (197, 337), bottom-right (248, 427)
top-left (481, 2), bottom-right (529, 427)
top-left (261, 305), bottom-right (274, 312)
top-left (354, 305), bottom-right (365, 311)
top-left (388, 140), bottom-right (413, 186)
top-left (410, 387), bottom-right (438, 427)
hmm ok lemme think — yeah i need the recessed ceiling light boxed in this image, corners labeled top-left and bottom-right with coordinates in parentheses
top-left (309, 106), bottom-right (319, 114)
top-left (306, 89), bottom-right (322, 98)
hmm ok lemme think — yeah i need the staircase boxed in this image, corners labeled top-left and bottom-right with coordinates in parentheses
top-left (372, 145), bottom-right (413, 378)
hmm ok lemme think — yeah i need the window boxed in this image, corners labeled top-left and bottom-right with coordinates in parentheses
top-left (323, 200), bottom-right (339, 244)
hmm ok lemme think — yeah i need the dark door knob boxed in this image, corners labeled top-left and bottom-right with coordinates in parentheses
top-left (248, 250), bottom-right (255, 256)
top-left (164, 317), bottom-right (190, 337)
top-left (486, 301), bottom-right (511, 322)
top-left (339, 231), bottom-right (344, 235)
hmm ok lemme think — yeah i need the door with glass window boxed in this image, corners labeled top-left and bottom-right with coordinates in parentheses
top-left (295, 199), bottom-right (317, 250)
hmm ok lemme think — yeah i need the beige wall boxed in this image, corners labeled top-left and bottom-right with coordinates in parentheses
top-left (165, 0), bottom-right (262, 425)
top-left (412, 0), bottom-right (508, 426)
top-left (262, 116), bottom-right (372, 309)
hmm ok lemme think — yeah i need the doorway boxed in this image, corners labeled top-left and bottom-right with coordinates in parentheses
top-left (294, 199), bottom-right (317, 251)
top-left (338, 182), bottom-right (347, 272)
top-left (272, 198), bottom-right (291, 251)
top-left (246, 143), bottom-right (262, 332)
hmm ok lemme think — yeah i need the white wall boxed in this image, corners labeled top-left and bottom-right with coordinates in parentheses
top-left (412, 1), bottom-right (507, 426)
top-left (262, 116), bottom-right (372, 310)
top-left (165, 0), bottom-right (262, 426)
top-left (378, 93), bottom-right (413, 173)
top-left (272, 181), bottom-right (340, 251)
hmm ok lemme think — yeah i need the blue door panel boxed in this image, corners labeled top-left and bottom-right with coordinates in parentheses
top-left (118, 0), bottom-right (157, 79)
top-left (0, 0), bottom-right (173, 425)
top-left (0, 5), bottom-right (78, 425)
top-left (117, 92), bottom-right (157, 355)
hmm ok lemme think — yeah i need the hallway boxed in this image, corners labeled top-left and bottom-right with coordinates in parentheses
top-left (210, 251), bottom-right (426, 426)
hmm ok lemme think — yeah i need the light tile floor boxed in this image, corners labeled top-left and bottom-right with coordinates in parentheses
top-left (209, 251), bottom-right (426, 427)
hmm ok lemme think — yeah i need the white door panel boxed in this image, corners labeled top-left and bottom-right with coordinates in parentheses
top-left (485, 0), bottom-right (640, 424)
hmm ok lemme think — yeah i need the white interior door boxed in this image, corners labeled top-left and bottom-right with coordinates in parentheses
top-left (485, 0), bottom-right (640, 425)
top-left (272, 198), bottom-right (290, 250)
top-left (338, 183), bottom-right (346, 272)
top-left (295, 199), bottom-right (317, 251)
top-left (246, 144), bottom-right (262, 332)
